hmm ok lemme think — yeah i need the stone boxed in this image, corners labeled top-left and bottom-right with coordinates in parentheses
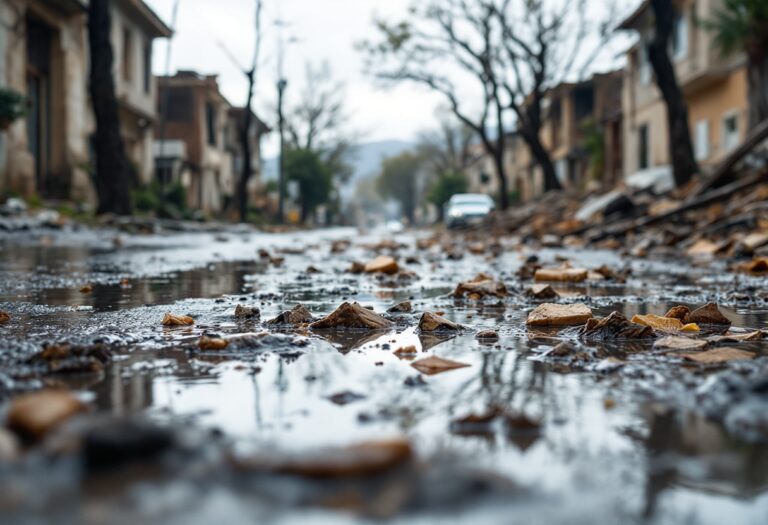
top-left (526, 303), bottom-right (593, 326)
top-left (681, 347), bottom-right (754, 364)
top-left (534, 268), bottom-right (588, 283)
top-left (266, 305), bottom-right (314, 326)
top-left (199, 336), bottom-right (229, 350)
top-left (387, 301), bottom-right (412, 313)
top-left (686, 303), bottom-right (731, 325)
top-left (162, 313), bottom-right (194, 326)
top-left (234, 304), bottom-right (260, 319)
top-left (364, 255), bottom-right (399, 275)
top-left (453, 274), bottom-right (508, 299)
top-left (310, 302), bottom-right (393, 330)
top-left (418, 311), bottom-right (462, 332)
top-left (7, 390), bottom-right (88, 440)
top-left (664, 305), bottom-right (690, 321)
top-left (525, 284), bottom-right (559, 299)
top-left (581, 312), bottom-right (654, 339)
top-left (411, 355), bottom-right (470, 375)
top-left (476, 330), bottom-right (499, 340)
top-left (0, 311), bottom-right (10, 323)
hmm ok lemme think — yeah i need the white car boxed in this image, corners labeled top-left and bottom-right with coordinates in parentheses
top-left (444, 194), bottom-right (496, 229)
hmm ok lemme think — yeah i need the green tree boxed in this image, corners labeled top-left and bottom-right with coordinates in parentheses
top-left (376, 152), bottom-right (423, 224)
top-left (284, 147), bottom-right (333, 222)
top-left (427, 170), bottom-right (468, 220)
top-left (705, 0), bottom-right (768, 129)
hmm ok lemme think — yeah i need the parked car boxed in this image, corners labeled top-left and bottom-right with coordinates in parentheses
top-left (444, 194), bottom-right (496, 229)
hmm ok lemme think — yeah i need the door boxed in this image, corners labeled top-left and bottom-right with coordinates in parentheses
top-left (26, 16), bottom-right (53, 195)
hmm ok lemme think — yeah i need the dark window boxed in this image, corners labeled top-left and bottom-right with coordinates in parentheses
top-left (143, 42), bottom-right (152, 93)
top-left (163, 86), bottom-right (193, 122)
top-left (206, 102), bottom-right (217, 146)
top-left (122, 27), bottom-right (133, 83)
top-left (573, 85), bottom-right (595, 121)
top-left (638, 124), bottom-right (650, 171)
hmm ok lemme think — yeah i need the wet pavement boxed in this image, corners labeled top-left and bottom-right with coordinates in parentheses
top-left (0, 224), bottom-right (767, 524)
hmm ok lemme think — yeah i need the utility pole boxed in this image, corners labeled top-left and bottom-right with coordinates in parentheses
top-left (157, 0), bottom-right (180, 208)
top-left (276, 77), bottom-right (287, 223)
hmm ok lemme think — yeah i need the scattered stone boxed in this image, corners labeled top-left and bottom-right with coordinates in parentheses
top-left (525, 284), bottom-right (559, 299)
top-left (234, 304), bottom-right (260, 319)
top-left (6, 390), bottom-right (88, 440)
top-left (453, 274), bottom-right (508, 299)
top-left (411, 355), bottom-right (470, 375)
top-left (592, 265), bottom-right (627, 282)
top-left (687, 239), bottom-right (720, 256)
top-left (162, 313), bottom-right (194, 326)
top-left (387, 301), bottom-right (412, 313)
top-left (393, 345), bottom-right (418, 357)
top-left (348, 261), bottom-right (366, 274)
top-left (476, 330), bottom-right (499, 340)
top-left (534, 268), bottom-right (588, 283)
top-left (734, 257), bottom-right (768, 275)
top-left (686, 303), bottom-right (731, 325)
top-left (330, 240), bottom-right (351, 253)
top-left (707, 330), bottom-right (762, 343)
top-left (310, 302), bottom-right (393, 330)
top-left (682, 347), bottom-right (754, 364)
top-left (364, 255), bottom-right (399, 275)
top-left (79, 284), bottom-right (93, 294)
top-left (664, 305), bottom-right (690, 321)
top-left (306, 265), bottom-right (322, 274)
top-left (654, 336), bottom-right (708, 351)
top-left (526, 303), bottom-right (593, 326)
top-left (266, 305), bottom-right (314, 326)
top-left (199, 336), bottom-right (229, 351)
top-left (581, 312), bottom-right (654, 339)
top-left (30, 342), bottom-right (112, 374)
top-left (418, 311), bottom-right (462, 332)
top-left (0, 311), bottom-right (9, 323)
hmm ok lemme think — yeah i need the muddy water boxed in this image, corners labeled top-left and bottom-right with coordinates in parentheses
top-left (0, 227), bottom-right (767, 524)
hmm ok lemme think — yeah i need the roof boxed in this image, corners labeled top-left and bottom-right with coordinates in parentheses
top-left (119, 0), bottom-right (173, 38)
top-left (229, 107), bottom-right (272, 134)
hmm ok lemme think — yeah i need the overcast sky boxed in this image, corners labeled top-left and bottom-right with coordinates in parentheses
top-left (146, 0), bottom-right (637, 158)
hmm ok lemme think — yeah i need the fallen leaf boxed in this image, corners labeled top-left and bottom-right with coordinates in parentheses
top-left (707, 330), bottom-right (762, 343)
top-left (162, 313), bottom-right (194, 326)
top-left (7, 390), bottom-right (88, 440)
top-left (534, 268), bottom-right (588, 283)
top-left (411, 355), bottom-right (470, 375)
top-left (654, 336), bottom-right (708, 351)
top-left (199, 336), bottom-right (228, 350)
top-left (631, 314), bottom-right (683, 333)
top-left (581, 312), bottom-right (654, 339)
top-left (526, 303), bottom-right (593, 326)
top-left (681, 347), bottom-right (754, 364)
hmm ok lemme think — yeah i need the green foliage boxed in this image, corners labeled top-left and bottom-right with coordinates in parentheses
top-left (427, 170), bottom-right (468, 210)
top-left (376, 151), bottom-right (422, 222)
top-left (581, 118), bottom-right (605, 182)
top-left (132, 181), bottom-right (187, 216)
top-left (284, 147), bottom-right (333, 221)
top-left (703, 0), bottom-right (768, 57)
top-left (264, 180), bottom-right (279, 193)
top-left (0, 88), bottom-right (26, 123)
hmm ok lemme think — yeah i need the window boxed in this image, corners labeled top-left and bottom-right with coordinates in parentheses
top-left (695, 120), bottom-right (709, 161)
top-left (143, 42), bottom-right (152, 93)
top-left (206, 102), bottom-right (217, 146)
top-left (671, 11), bottom-right (689, 61)
top-left (163, 86), bottom-right (193, 122)
top-left (722, 112), bottom-right (740, 152)
top-left (122, 27), bottom-right (133, 83)
top-left (638, 124), bottom-right (650, 171)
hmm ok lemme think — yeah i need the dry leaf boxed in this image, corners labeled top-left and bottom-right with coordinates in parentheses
top-left (707, 330), bottom-right (762, 343)
top-left (79, 284), bottom-right (93, 294)
top-left (631, 314), bottom-right (684, 333)
top-left (162, 312), bottom-right (194, 326)
top-left (199, 336), bottom-right (229, 350)
top-left (681, 347), bottom-right (754, 364)
top-left (654, 336), bottom-right (708, 351)
top-left (411, 355), bottom-right (470, 375)
top-left (0, 311), bottom-right (9, 323)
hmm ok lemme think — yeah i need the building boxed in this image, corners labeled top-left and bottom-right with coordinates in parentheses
top-left (0, 0), bottom-right (170, 204)
top-left (618, 0), bottom-right (748, 178)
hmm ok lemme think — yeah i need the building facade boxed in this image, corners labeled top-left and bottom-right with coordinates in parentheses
top-left (619, 0), bottom-right (748, 178)
top-left (0, 0), bottom-right (170, 204)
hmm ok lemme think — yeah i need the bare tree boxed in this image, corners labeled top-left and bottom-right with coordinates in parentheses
top-left (647, 0), bottom-right (698, 187)
top-left (362, 0), bottom-right (616, 208)
top-left (88, 0), bottom-right (133, 215)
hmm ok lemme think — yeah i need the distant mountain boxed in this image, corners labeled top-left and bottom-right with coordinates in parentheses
top-left (262, 139), bottom-right (415, 199)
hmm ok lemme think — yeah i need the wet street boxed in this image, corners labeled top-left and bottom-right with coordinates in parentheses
top-left (0, 223), bottom-right (767, 524)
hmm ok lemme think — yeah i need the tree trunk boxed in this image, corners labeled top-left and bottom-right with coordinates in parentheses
top-left (746, 52), bottom-right (768, 131)
top-left (88, 0), bottom-right (133, 215)
top-left (647, 0), bottom-right (698, 188)
top-left (492, 147), bottom-right (510, 210)
top-left (238, 70), bottom-right (255, 222)
top-left (520, 130), bottom-right (561, 192)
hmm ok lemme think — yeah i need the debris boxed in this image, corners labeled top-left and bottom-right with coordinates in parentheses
top-left (411, 355), bottom-right (470, 375)
top-left (266, 305), bottom-right (314, 326)
top-left (364, 255), bottom-right (399, 274)
top-left (664, 305), bottom-right (690, 321)
top-left (581, 312), bottom-right (654, 339)
top-left (327, 391), bottom-right (366, 405)
top-left (0, 311), bottom-right (9, 323)
top-left (330, 240), bottom-right (351, 253)
top-left (30, 341), bottom-right (112, 374)
top-left (348, 261), bottom-right (366, 274)
top-left (534, 268), bottom-right (588, 283)
top-left (681, 347), bottom-right (754, 364)
top-left (199, 336), bottom-right (229, 351)
top-left (453, 274), bottom-right (508, 299)
top-left (310, 302), bottom-right (393, 330)
top-left (162, 313), bottom-right (194, 326)
top-left (234, 304), bottom-right (260, 319)
top-left (79, 284), bottom-right (93, 294)
top-left (476, 330), bottom-right (499, 340)
top-left (654, 336), bottom-right (708, 351)
top-left (418, 311), bottom-right (463, 332)
top-left (6, 390), bottom-right (88, 440)
top-left (707, 330), bottom-right (762, 343)
top-left (592, 265), bottom-right (627, 282)
top-left (526, 303), bottom-right (593, 326)
top-left (387, 301), bottom-right (412, 313)
top-left (631, 314), bottom-right (688, 333)
top-left (525, 284), bottom-right (559, 299)
top-left (393, 345), bottom-right (418, 357)
top-left (687, 239), bottom-right (720, 256)
top-left (686, 303), bottom-right (731, 325)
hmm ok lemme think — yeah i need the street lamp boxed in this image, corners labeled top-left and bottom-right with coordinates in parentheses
top-left (277, 78), bottom-right (287, 223)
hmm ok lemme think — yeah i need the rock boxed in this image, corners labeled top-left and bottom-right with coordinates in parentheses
top-left (234, 304), bottom-right (260, 319)
top-left (630, 314), bottom-right (699, 333)
top-left (592, 265), bottom-right (627, 282)
top-left (418, 312), bottom-right (462, 332)
top-left (330, 240), bottom-right (351, 253)
top-left (0, 310), bottom-right (10, 323)
top-left (686, 303), bottom-right (731, 325)
top-left (162, 313), bottom-right (194, 326)
top-left (453, 274), bottom-right (507, 299)
top-left (7, 390), bottom-right (88, 440)
top-left (305, 265), bottom-right (322, 274)
top-left (310, 302), bottom-right (393, 330)
top-left (411, 355), bottom-right (470, 375)
top-left (734, 257), bottom-right (768, 275)
top-left (199, 336), bottom-right (229, 350)
top-left (707, 330), bottom-right (762, 343)
top-left (29, 342), bottom-right (112, 374)
top-left (476, 330), bottom-right (499, 340)
top-left (740, 231), bottom-right (768, 252)
top-left (364, 255), bottom-right (399, 275)
top-left (233, 438), bottom-right (413, 478)
top-left (79, 284), bottom-right (93, 294)
top-left (581, 312), bottom-right (654, 339)
top-left (82, 419), bottom-right (175, 471)
top-left (393, 345), bottom-right (418, 357)
top-left (687, 239), bottom-right (720, 256)
top-left (266, 305), bottom-right (314, 326)
top-left (682, 347), bottom-right (754, 364)
top-left (348, 261), bottom-right (366, 274)
top-left (534, 268), bottom-right (588, 283)
top-left (387, 301), bottom-right (412, 313)
top-left (654, 336), bottom-right (708, 351)
top-left (526, 303), bottom-right (593, 326)
top-left (664, 305), bottom-right (690, 321)
top-left (525, 284), bottom-right (559, 299)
